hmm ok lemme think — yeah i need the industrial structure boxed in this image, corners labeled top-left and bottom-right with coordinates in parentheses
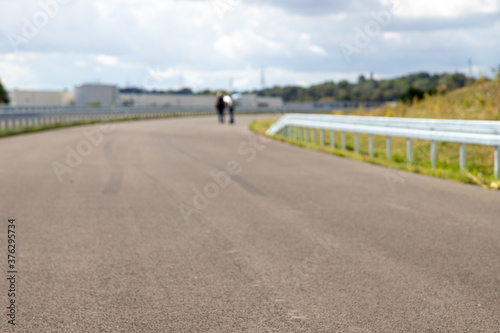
top-left (74, 84), bottom-right (119, 107)
top-left (120, 93), bottom-right (283, 108)
top-left (8, 89), bottom-right (74, 106)
top-left (8, 84), bottom-right (284, 109)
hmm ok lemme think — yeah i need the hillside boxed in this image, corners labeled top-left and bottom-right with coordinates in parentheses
top-left (365, 79), bottom-right (500, 120)
top-left (255, 72), bottom-right (471, 103)
top-left (252, 79), bottom-right (500, 189)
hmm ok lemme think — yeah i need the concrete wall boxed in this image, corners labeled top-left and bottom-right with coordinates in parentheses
top-left (8, 90), bottom-right (74, 106)
top-left (120, 94), bottom-right (216, 107)
top-left (120, 94), bottom-right (284, 109)
top-left (234, 94), bottom-right (283, 108)
top-left (75, 84), bottom-right (119, 107)
top-left (7, 87), bottom-right (284, 109)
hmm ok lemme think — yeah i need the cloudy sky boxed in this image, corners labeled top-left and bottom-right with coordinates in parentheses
top-left (0, 0), bottom-right (499, 92)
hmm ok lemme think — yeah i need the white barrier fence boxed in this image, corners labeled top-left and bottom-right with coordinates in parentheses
top-left (267, 113), bottom-right (500, 179)
top-left (0, 105), bottom-right (284, 136)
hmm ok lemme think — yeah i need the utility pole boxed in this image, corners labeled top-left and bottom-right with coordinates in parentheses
top-left (260, 69), bottom-right (265, 90)
top-left (468, 58), bottom-right (473, 78)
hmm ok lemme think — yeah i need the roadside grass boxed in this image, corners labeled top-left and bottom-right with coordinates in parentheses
top-left (362, 80), bottom-right (500, 121)
top-left (250, 118), bottom-right (500, 190)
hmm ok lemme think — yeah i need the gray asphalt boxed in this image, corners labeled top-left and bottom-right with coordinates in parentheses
top-left (0, 115), bottom-right (499, 332)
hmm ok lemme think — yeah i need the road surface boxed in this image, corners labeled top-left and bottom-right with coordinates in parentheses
top-left (0, 115), bottom-right (499, 332)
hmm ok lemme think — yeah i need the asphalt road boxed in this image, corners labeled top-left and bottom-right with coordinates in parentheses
top-left (0, 115), bottom-right (499, 332)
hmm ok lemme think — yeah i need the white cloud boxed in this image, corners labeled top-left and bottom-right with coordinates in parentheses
top-left (383, 32), bottom-right (403, 43)
top-left (233, 78), bottom-right (249, 89)
top-left (308, 45), bottom-right (328, 56)
top-left (213, 29), bottom-right (288, 59)
top-left (75, 60), bottom-right (86, 68)
top-left (96, 55), bottom-right (118, 66)
top-left (384, 0), bottom-right (500, 18)
top-left (0, 0), bottom-right (498, 91)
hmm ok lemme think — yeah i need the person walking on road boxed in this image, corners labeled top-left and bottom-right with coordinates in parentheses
top-left (223, 94), bottom-right (236, 124)
top-left (215, 91), bottom-right (225, 124)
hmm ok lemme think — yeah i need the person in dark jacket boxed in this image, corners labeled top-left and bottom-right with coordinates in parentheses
top-left (215, 91), bottom-right (225, 123)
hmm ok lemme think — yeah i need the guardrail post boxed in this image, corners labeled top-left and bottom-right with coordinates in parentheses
top-left (320, 130), bottom-right (325, 146)
top-left (312, 129), bottom-right (316, 143)
top-left (406, 138), bottom-right (413, 165)
top-left (386, 136), bottom-right (392, 159)
top-left (369, 134), bottom-right (374, 158)
top-left (298, 127), bottom-right (302, 141)
top-left (495, 146), bottom-right (499, 179)
top-left (460, 143), bottom-right (466, 171)
top-left (330, 131), bottom-right (335, 148)
top-left (341, 132), bottom-right (346, 151)
top-left (431, 141), bottom-right (437, 169)
top-left (354, 133), bottom-right (359, 154)
top-left (303, 128), bottom-right (307, 142)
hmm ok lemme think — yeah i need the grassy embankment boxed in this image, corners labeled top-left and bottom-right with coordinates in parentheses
top-left (250, 80), bottom-right (500, 189)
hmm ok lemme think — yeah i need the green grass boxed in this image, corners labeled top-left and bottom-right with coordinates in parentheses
top-left (250, 119), bottom-right (500, 190)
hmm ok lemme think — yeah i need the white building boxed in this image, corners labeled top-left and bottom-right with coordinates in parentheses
top-left (119, 93), bottom-right (283, 109)
top-left (7, 85), bottom-right (284, 109)
top-left (74, 84), bottom-right (119, 107)
top-left (120, 94), bottom-right (215, 107)
top-left (236, 94), bottom-right (283, 108)
top-left (8, 90), bottom-right (74, 106)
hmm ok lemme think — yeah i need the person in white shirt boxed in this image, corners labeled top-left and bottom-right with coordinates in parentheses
top-left (223, 94), bottom-right (236, 124)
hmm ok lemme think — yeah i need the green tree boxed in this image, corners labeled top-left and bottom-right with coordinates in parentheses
top-left (493, 65), bottom-right (500, 80)
top-left (400, 87), bottom-right (425, 104)
top-left (253, 72), bottom-right (472, 103)
top-left (0, 79), bottom-right (9, 104)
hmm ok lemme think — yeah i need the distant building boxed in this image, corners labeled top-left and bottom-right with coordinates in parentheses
top-left (8, 84), bottom-right (284, 109)
top-left (119, 93), bottom-right (284, 109)
top-left (119, 94), bottom-right (215, 107)
top-left (238, 94), bottom-right (283, 108)
top-left (74, 84), bottom-right (119, 107)
top-left (8, 90), bottom-right (74, 106)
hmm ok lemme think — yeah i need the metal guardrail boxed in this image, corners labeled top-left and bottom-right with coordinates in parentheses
top-left (0, 105), bottom-right (285, 136)
top-left (267, 113), bottom-right (500, 179)
top-left (0, 105), bottom-right (287, 114)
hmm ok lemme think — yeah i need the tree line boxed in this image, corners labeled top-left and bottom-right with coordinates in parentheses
top-left (253, 72), bottom-right (472, 103)
top-left (0, 80), bottom-right (9, 104)
top-left (0, 71), bottom-right (482, 105)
